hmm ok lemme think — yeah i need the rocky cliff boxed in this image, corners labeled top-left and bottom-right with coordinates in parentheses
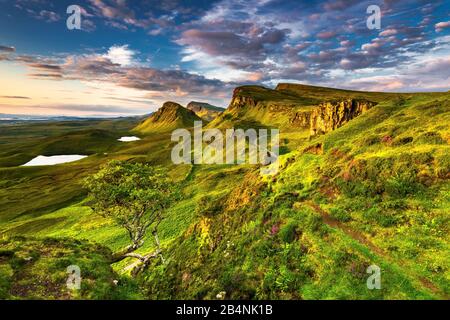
top-left (290, 111), bottom-right (311, 128)
top-left (209, 85), bottom-right (377, 133)
top-left (309, 99), bottom-right (376, 136)
top-left (186, 101), bottom-right (224, 122)
top-left (208, 86), bottom-right (315, 129)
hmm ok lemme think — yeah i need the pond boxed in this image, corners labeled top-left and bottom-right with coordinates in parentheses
top-left (118, 136), bottom-right (141, 142)
top-left (22, 155), bottom-right (88, 167)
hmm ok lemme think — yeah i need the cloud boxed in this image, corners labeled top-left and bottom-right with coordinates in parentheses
top-left (30, 103), bottom-right (147, 115)
top-left (103, 45), bottom-right (136, 66)
top-left (28, 63), bottom-right (62, 71)
top-left (178, 28), bottom-right (287, 58)
top-left (28, 73), bottom-right (63, 79)
top-left (0, 45), bottom-right (15, 52)
top-left (12, 56), bottom-right (65, 79)
top-left (0, 96), bottom-right (31, 99)
top-left (64, 55), bottom-right (122, 77)
top-left (323, 0), bottom-right (360, 11)
top-left (317, 31), bottom-right (337, 39)
top-left (37, 10), bottom-right (60, 22)
top-left (435, 21), bottom-right (450, 32)
top-left (379, 28), bottom-right (398, 37)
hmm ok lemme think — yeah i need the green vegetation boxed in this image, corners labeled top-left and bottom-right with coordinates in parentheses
top-left (134, 101), bottom-right (202, 134)
top-left (0, 84), bottom-right (448, 300)
top-left (0, 236), bottom-right (140, 299)
top-left (84, 160), bottom-right (179, 276)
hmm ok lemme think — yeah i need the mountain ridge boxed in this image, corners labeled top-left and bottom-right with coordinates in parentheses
top-left (186, 101), bottom-right (224, 122)
top-left (134, 101), bottom-right (201, 133)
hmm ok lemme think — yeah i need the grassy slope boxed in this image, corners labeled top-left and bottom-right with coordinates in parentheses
top-left (134, 102), bottom-right (202, 134)
top-left (0, 236), bottom-right (141, 299)
top-left (141, 90), bottom-right (449, 300)
top-left (0, 85), bottom-right (448, 300)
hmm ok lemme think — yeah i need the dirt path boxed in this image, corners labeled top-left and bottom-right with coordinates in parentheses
top-left (305, 202), bottom-right (447, 299)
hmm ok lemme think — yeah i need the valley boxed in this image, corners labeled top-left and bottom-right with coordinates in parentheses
top-left (0, 84), bottom-right (449, 300)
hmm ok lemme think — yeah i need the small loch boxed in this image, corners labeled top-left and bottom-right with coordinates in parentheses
top-left (22, 155), bottom-right (88, 167)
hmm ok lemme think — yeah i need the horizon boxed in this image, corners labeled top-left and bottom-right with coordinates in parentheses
top-left (1, 81), bottom-right (449, 118)
top-left (1, 0), bottom-right (449, 116)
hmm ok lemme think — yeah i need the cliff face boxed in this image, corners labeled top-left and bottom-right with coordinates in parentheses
top-left (211, 86), bottom-right (377, 133)
top-left (309, 99), bottom-right (376, 136)
top-left (228, 88), bottom-right (259, 111)
top-left (187, 101), bottom-right (223, 122)
top-left (290, 111), bottom-right (311, 128)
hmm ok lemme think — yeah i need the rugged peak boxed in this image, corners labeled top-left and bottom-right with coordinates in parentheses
top-left (187, 101), bottom-right (223, 112)
top-left (150, 101), bottom-right (186, 122)
top-left (134, 101), bottom-right (201, 133)
top-left (186, 101), bottom-right (224, 122)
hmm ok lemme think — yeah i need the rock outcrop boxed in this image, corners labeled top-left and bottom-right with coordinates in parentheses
top-left (209, 85), bottom-right (377, 133)
top-left (309, 99), bottom-right (376, 136)
top-left (290, 111), bottom-right (311, 128)
top-left (187, 101), bottom-right (224, 122)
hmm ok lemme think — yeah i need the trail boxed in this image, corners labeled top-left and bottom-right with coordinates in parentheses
top-left (305, 202), bottom-right (447, 299)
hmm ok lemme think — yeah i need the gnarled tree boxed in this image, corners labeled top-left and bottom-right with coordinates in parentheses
top-left (83, 160), bottom-right (178, 276)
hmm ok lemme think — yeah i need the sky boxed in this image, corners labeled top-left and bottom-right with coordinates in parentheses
top-left (0, 0), bottom-right (449, 116)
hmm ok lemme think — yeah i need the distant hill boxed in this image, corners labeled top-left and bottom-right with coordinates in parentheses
top-left (0, 114), bottom-right (88, 122)
top-left (134, 101), bottom-right (201, 133)
top-left (186, 101), bottom-right (224, 122)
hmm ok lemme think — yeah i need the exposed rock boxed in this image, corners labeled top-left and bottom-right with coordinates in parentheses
top-left (228, 88), bottom-right (259, 111)
top-left (187, 101), bottom-right (224, 122)
top-left (290, 111), bottom-right (311, 128)
top-left (310, 99), bottom-right (377, 136)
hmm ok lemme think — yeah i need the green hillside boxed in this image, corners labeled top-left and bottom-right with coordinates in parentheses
top-left (141, 89), bottom-right (450, 299)
top-left (134, 101), bottom-right (202, 134)
top-left (0, 84), bottom-right (448, 300)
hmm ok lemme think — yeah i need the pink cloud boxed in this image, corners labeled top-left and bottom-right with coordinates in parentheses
top-left (435, 21), bottom-right (450, 32)
top-left (317, 31), bottom-right (336, 39)
top-left (379, 28), bottom-right (398, 37)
